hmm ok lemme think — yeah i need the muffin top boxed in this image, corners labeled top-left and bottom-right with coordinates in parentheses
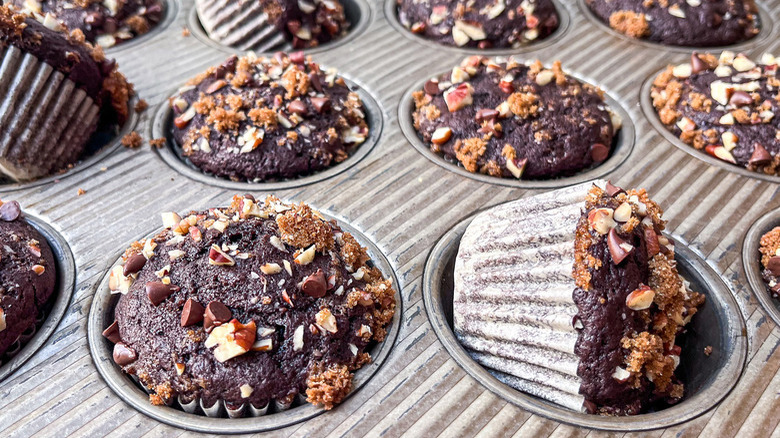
top-left (258, 0), bottom-right (348, 49)
top-left (105, 195), bottom-right (396, 409)
top-left (586, 0), bottom-right (759, 47)
top-left (0, 5), bottom-right (134, 124)
top-left (170, 52), bottom-right (369, 182)
top-left (9, 0), bottom-right (164, 48)
top-left (651, 52), bottom-right (779, 174)
top-left (412, 56), bottom-right (621, 179)
top-left (0, 200), bottom-right (56, 357)
top-left (396, 0), bottom-right (559, 49)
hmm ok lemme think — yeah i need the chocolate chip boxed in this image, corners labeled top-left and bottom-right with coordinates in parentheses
top-left (309, 72), bottom-right (323, 93)
top-left (749, 143), bottom-right (772, 166)
top-left (768, 256), bottom-right (780, 277)
top-left (181, 298), bottom-right (205, 327)
top-left (102, 320), bottom-right (121, 343)
top-left (424, 79), bottom-right (440, 95)
top-left (213, 55), bottom-right (238, 79)
top-left (301, 269), bottom-right (327, 298)
top-left (478, 119), bottom-right (502, 139)
top-left (113, 342), bottom-right (137, 366)
top-left (644, 228), bottom-right (660, 257)
top-left (146, 282), bottom-right (173, 306)
top-left (605, 181), bottom-right (625, 197)
top-left (287, 100), bottom-right (308, 115)
top-left (607, 228), bottom-right (633, 264)
top-left (204, 301), bottom-right (232, 331)
top-left (475, 108), bottom-right (499, 123)
top-left (85, 12), bottom-right (103, 26)
top-left (0, 201), bottom-right (21, 222)
top-left (690, 52), bottom-right (708, 74)
top-left (103, 17), bottom-right (117, 34)
top-left (310, 97), bottom-right (331, 113)
top-left (590, 143), bottom-right (610, 162)
top-left (729, 91), bottom-right (753, 106)
top-left (289, 51), bottom-right (305, 65)
top-left (123, 254), bottom-right (147, 276)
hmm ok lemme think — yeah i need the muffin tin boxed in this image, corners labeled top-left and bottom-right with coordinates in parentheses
top-left (0, 214), bottom-right (75, 382)
top-left (423, 214), bottom-right (747, 431)
top-left (87, 212), bottom-right (402, 433)
top-left (743, 208), bottom-right (780, 328)
top-left (2, 0), bottom-right (780, 434)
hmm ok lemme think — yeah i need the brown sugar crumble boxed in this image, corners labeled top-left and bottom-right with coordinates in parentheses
top-left (149, 138), bottom-right (166, 149)
top-left (134, 99), bottom-right (149, 113)
top-left (121, 131), bottom-right (143, 149)
top-left (609, 11), bottom-right (650, 38)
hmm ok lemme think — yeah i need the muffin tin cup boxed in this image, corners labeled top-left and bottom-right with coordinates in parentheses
top-left (87, 211), bottom-right (402, 434)
top-left (423, 214), bottom-right (747, 431)
top-left (577, 0), bottom-right (775, 54)
top-left (398, 69), bottom-right (636, 189)
top-left (0, 214), bottom-right (76, 382)
top-left (187, 0), bottom-right (372, 55)
top-left (383, 0), bottom-right (572, 56)
top-left (105, 0), bottom-right (181, 54)
top-left (151, 76), bottom-right (383, 191)
top-left (743, 207), bottom-right (780, 327)
top-left (0, 95), bottom-right (140, 192)
top-left (639, 67), bottom-right (780, 184)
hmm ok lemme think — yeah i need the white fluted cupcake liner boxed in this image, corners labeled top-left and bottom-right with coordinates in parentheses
top-left (454, 180), bottom-right (607, 412)
top-left (0, 45), bottom-right (99, 181)
top-left (196, 0), bottom-right (288, 51)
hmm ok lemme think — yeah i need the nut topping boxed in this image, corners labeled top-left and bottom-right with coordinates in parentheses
top-left (0, 201), bottom-right (21, 222)
top-left (626, 285), bottom-right (656, 310)
top-left (315, 308), bottom-right (338, 333)
top-left (209, 244), bottom-right (235, 266)
top-left (205, 319), bottom-right (257, 363)
top-left (431, 127), bottom-right (452, 145)
top-left (588, 208), bottom-right (616, 235)
top-left (613, 203), bottom-right (632, 223)
top-left (607, 228), bottom-right (633, 264)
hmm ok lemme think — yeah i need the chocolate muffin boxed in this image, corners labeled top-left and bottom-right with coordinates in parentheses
top-left (0, 200), bottom-right (56, 358)
top-left (454, 180), bottom-right (704, 414)
top-left (396, 0), bottom-right (559, 48)
top-left (0, 5), bottom-right (133, 182)
top-left (196, 0), bottom-right (349, 51)
top-left (586, 0), bottom-right (759, 47)
top-left (9, 0), bottom-right (164, 48)
top-left (104, 195), bottom-right (396, 411)
top-left (169, 52), bottom-right (369, 182)
top-left (759, 227), bottom-right (780, 297)
top-left (651, 52), bottom-right (779, 175)
top-left (412, 56), bottom-right (622, 180)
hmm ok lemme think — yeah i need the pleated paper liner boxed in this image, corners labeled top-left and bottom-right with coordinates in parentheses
top-left (423, 200), bottom-right (748, 431)
top-left (0, 214), bottom-right (76, 382)
top-left (743, 206), bottom-right (780, 328)
top-left (87, 210), bottom-right (402, 433)
top-left (0, 48), bottom-right (139, 191)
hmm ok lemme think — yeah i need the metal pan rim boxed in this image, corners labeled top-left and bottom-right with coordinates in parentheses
top-left (742, 206), bottom-right (780, 328)
top-left (186, 0), bottom-right (373, 56)
top-left (87, 207), bottom-right (402, 434)
top-left (383, 0), bottom-right (572, 56)
top-left (398, 66), bottom-right (636, 189)
top-left (422, 214), bottom-right (748, 432)
top-left (150, 74), bottom-right (384, 191)
top-left (639, 66), bottom-right (780, 184)
top-left (577, 0), bottom-right (775, 54)
top-left (0, 95), bottom-right (141, 193)
top-left (0, 214), bottom-right (76, 382)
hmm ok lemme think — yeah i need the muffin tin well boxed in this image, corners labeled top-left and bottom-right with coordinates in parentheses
top-left (187, 0), bottom-right (372, 55)
top-left (150, 77), bottom-right (384, 191)
top-left (577, 0), bottom-right (775, 54)
top-left (639, 67), bottom-right (780, 184)
top-left (0, 96), bottom-right (140, 193)
top-left (422, 215), bottom-right (748, 431)
top-left (383, 0), bottom-right (572, 55)
top-left (0, 214), bottom-right (75, 382)
top-left (743, 207), bottom-right (780, 327)
top-left (87, 211), bottom-right (402, 434)
top-left (399, 68), bottom-right (635, 189)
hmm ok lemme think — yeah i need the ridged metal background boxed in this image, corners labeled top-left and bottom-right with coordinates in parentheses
top-left (1, 0), bottom-right (780, 435)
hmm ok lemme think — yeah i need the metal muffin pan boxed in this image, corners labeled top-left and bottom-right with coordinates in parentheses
top-left (0, 214), bottom-right (76, 382)
top-left (151, 76), bottom-right (384, 191)
top-left (87, 210), bottom-right (402, 434)
top-left (743, 207), bottom-right (780, 328)
top-left (0, 96), bottom-right (140, 192)
top-left (187, 0), bottom-right (373, 55)
top-left (422, 215), bottom-right (748, 431)
top-left (398, 68), bottom-right (636, 189)
top-left (383, 0), bottom-right (572, 56)
top-left (105, 0), bottom-right (181, 54)
top-left (577, 0), bottom-right (776, 54)
top-left (639, 66), bottom-right (780, 184)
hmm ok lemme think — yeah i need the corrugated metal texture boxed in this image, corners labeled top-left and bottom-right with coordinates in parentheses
top-left (0, 0), bottom-right (779, 436)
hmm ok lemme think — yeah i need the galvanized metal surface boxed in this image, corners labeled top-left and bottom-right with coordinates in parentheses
top-left (2, 0), bottom-right (780, 436)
